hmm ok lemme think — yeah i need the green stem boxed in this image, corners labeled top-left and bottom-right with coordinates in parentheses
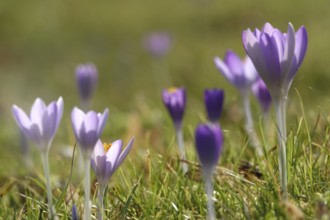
top-left (84, 158), bottom-right (91, 220)
top-left (203, 167), bottom-right (216, 220)
top-left (274, 97), bottom-right (288, 200)
top-left (241, 91), bottom-right (262, 156)
top-left (41, 151), bottom-right (56, 219)
top-left (175, 126), bottom-right (188, 173)
top-left (97, 186), bottom-right (105, 220)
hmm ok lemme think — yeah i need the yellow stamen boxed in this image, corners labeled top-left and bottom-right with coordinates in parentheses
top-left (167, 87), bottom-right (178, 94)
top-left (103, 143), bottom-right (112, 153)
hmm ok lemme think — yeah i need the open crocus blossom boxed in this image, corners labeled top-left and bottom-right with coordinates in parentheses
top-left (194, 124), bottom-right (223, 220)
top-left (243, 22), bottom-right (308, 200)
top-left (162, 87), bottom-right (186, 130)
top-left (12, 97), bottom-right (63, 219)
top-left (214, 51), bottom-right (261, 152)
top-left (91, 138), bottom-right (134, 220)
top-left (12, 97), bottom-right (64, 152)
top-left (204, 89), bottom-right (224, 123)
top-left (92, 138), bottom-right (134, 193)
top-left (252, 78), bottom-right (272, 114)
top-left (76, 63), bottom-right (98, 106)
top-left (71, 107), bottom-right (109, 220)
top-left (71, 107), bottom-right (109, 158)
top-left (242, 22), bottom-right (308, 98)
top-left (214, 50), bottom-right (258, 91)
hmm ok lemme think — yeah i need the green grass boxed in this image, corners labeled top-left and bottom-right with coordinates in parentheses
top-left (1, 0), bottom-right (330, 219)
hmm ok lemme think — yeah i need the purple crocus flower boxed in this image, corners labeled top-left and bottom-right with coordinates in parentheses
top-left (76, 63), bottom-right (98, 105)
top-left (71, 107), bottom-right (109, 158)
top-left (12, 97), bottom-right (64, 152)
top-left (72, 204), bottom-right (79, 220)
top-left (242, 22), bottom-right (308, 97)
top-left (194, 124), bottom-right (223, 169)
top-left (162, 87), bottom-right (186, 129)
top-left (144, 32), bottom-right (172, 57)
top-left (214, 51), bottom-right (258, 91)
top-left (91, 137), bottom-right (134, 193)
top-left (204, 89), bottom-right (224, 123)
top-left (252, 78), bottom-right (272, 113)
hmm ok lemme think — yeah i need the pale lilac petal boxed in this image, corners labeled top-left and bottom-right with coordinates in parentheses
top-left (12, 105), bottom-right (32, 136)
top-left (92, 139), bottom-right (105, 159)
top-left (104, 140), bottom-right (122, 179)
top-left (115, 137), bottom-right (134, 169)
top-left (30, 98), bottom-right (47, 133)
top-left (243, 57), bottom-right (258, 84)
top-left (71, 107), bottom-right (85, 139)
top-left (84, 112), bottom-right (98, 132)
top-left (243, 30), bottom-right (270, 83)
top-left (262, 23), bottom-right (275, 35)
top-left (42, 103), bottom-right (57, 142)
top-left (281, 23), bottom-right (296, 75)
top-left (272, 30), bottom-right (285, 63)
top-left (294, 26), bottom-right (308, 67)
top-left (259, 33), bottom-right (281, 83)
top-left (97, 108), bottom-right (109, 136)
top-left (55, 97), bottom-right (64, 130)
top-left (214, 57), bottom-right (234, 83)
top-left (224, 50), bottom-right (244, 77)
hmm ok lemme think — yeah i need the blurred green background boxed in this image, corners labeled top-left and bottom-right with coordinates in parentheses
top-left (1, 0), bottom-right (329, 176)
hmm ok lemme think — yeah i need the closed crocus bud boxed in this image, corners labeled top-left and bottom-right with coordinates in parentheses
top-left (162, 87), bottom-right (186, 129)
top-left (144, 32), bottom-right (172, 57)
top-left (72, 204), bottom-right (79, 220)
top-left (252, 78), bottom-right (272, 113)
top-left (204, 89), bottom-right (224, 123)
top-left (76, 63), bottom-right (98, 105)
top-left (195, 124), bottom-right (223, 169)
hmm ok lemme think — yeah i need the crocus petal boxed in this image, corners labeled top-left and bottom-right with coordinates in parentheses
top-left (12, 105), bottom-right (32, 136)
top-left (243, 30), bottom-right (270, 84)
top-left (115, 137), bottom-right (134, 169)
top-left (214, 57), bottom-right (234, 83)
top-left (30, 98), bottom-right (47, 134)
top-left (262, 22), bottom-right (275, 35)
top-left (224, 50), bottom-right (244, 77)
top-left (84, 112), bottom-right (98, 132)
top-left (294, 26), bottom-right (308, 67)
top-left (56, 97), bottom-right (64, 130)
top-left (97, 109), bottom-right (109, 136)
top-left (259, 33), bottom-right (281, 84)
top-left (71, 107), bottom-right (85, 140)
top-left (42, 103), bottom-right (57, 143)
top-left (105, 140), bottom-right (122, 172)
top-left (281, 23), bottom-right (296, 77)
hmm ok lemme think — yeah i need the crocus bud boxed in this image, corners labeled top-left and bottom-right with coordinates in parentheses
top-left (252, 78), bottom-right (272, 113)
top-left (162, 87), bottom-right (186, 129)
top-left (144, 32), bottom-right (172, 57)
top-left (72, 204), bottom-right (79, 220)
top-left (194, 124), bottom-right (223, 169)
top-left (204, 89), bottom-right (224, 123)
top-left (76, 63), bottom-right (98, 104)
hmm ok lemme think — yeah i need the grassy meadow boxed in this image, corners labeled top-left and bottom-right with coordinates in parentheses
top-left (1, 0), bottom-right (330, 219)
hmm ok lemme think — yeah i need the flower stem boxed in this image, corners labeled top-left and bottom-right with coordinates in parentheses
top-left (40, 151), bottom-right (56, 219)
top-left (175, 127), bottom-right (188, 173)
top-left (242, 91), bottom-right (262, 156)
top-left (274, 97), bottom-right (288, 200)
top-left (84, 158), bottom-right (91, 220)
top-left (97, 187), bottom-right (105, 220)
top-left (203, 167), bottom-right (216, 220)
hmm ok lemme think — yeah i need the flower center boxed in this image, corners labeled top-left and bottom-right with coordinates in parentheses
top-left (103, 143), bottom-right (112, 152)
top-left (167, 87), bottom-right (178, 94)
